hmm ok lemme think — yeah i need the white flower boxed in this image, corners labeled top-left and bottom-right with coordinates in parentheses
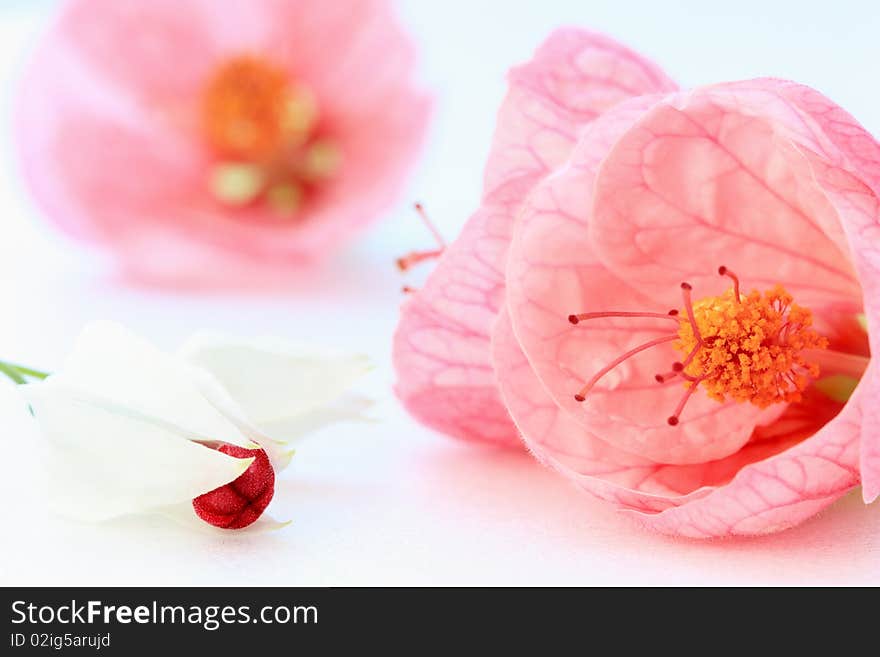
top-left (22, 321), bottom-right (370, 530)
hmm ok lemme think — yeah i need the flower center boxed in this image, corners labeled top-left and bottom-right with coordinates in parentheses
top-left (674, 276), bottom-right (827, 409)
top-left (568, 266), bottom-right (830, 426)
top-left (200, 55), bottom-right (341, 217)
top-left (192, 444), bottom-right (275, 529)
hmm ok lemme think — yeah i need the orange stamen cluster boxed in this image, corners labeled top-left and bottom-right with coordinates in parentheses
top-left (568, 267), bottom-right (829, 426)
top-left (200, 55), bottom-right (340, 216)
top-left (676, 284), bottom-right (827, 408)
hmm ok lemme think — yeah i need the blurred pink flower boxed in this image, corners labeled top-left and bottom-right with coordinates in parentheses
top-left (395, 28), bottom-right (880, 537)
top-left (17, 0), bottom-right (430, 286)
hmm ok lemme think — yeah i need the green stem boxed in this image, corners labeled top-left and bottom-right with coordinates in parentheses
top-left (0, 359), bottom-right (50, 385)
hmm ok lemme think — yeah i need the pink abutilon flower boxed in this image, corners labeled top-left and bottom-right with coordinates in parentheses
top-left (394, 28), bottom-right (880, 537)
top-left (17, 0), bottom-right (430, 285)
top-left (393, 30), bottom-right (677, 446)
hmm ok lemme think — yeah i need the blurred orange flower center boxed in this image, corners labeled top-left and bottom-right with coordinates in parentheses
top-left (200, 54), bottom-right (341, 216)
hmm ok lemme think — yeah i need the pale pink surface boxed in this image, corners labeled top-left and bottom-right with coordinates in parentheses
top-left (498, 78), bottom-right (879, 537)
top-left (16, 0), bottom-right (430, 286)
top-left (392, 29), bottom-right (676, 446)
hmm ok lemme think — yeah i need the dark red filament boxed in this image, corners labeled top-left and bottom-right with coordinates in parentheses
top-left (718, 265), bottom-right (741, 302)
top-left (568, 275), bottom-right (721, 426)
top-left (396, 203), bottom-right (447, 272)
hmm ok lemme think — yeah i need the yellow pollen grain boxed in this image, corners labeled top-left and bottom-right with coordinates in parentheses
top-left (676, 284), bottom-right (828, 408)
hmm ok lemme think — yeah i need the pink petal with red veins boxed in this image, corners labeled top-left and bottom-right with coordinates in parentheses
top-left (483, 28), bottom-right (677, 204)
top-left (493, 307), bottom-right (710, 512)
top-left (659, 79), bottom-right (880, 503)
top-left (393, 28), bottom-right (677, 445)
top-left (505, 94), bottom-right (774, 464)
top-left (712, 79), bottom-right (880, 502)
top-left (393, 204), bottom-right (516, 445)
top-left (628, 374), bottom-right (862, 538)
top-left (588, 88), bottom-right (862, 310)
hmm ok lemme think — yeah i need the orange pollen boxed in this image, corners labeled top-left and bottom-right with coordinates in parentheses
top-left (675, 284), bottom-right (827, 408)
top-left (201, 55), bottom-right (295, 160)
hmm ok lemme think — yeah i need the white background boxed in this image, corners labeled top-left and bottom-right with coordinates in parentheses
top-left (1, 0), bottom-right (879, 585)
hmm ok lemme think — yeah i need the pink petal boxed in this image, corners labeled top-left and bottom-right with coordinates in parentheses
top-left (263, 0), bottom-right (421, 116)
top-left (718, 79), bottom-right (880, 501)
top-left (483, 28), bottom-right (677, 204)
top-left (51, 0), bottom-right (221, 105)
top-left (492, 307), bottom-right (710, 513)
top-left (503, 93), bottom-right (773, 464)
top-left (393, 204), bottom-right (517, 445)
top-left (640, 79), bottom-right (880, 503)
top-left (294, 87), bottom-right (431, 253)
top-left (588, 85), bottom-right (863, 310)
top-left (393, 28), bottom-right (676, 445)
top-left (16, 45), bottom-right (208, 244)
top-left (496, 303), bottom-right (856, 537)
top-left (627, 382), bottom-right (862, 538)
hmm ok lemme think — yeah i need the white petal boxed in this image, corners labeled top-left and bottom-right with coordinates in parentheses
top-left (56, 322), bottom-right (250, 448)
top-left (179, 332), bottom-right (371, 425)
top-left (23, 381), bottom-right (253, 522)
top-left (186, 365), bottom-right (295, 472)
top-left (259, 393), bottom-right (377, 443)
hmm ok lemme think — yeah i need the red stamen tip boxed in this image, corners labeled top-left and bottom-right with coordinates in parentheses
top-left (668, 309), bottom-right (679, 316)
top-left (568, 314), bottom-right (579, 325)
top-left (574, 394), bottom-right (586, 402)
top-left (681, 282), bottom-right (692, 290)
top-left (654, 374), bottom-right (665, 383)
top-left (667, 416), bottom-right (679, 426)
top-left (672, 362), bottom-right (684, 372)
top-left (402, 285), bottom-right (416, 294)
top-left (718, 266), bottom-right (727, 275)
